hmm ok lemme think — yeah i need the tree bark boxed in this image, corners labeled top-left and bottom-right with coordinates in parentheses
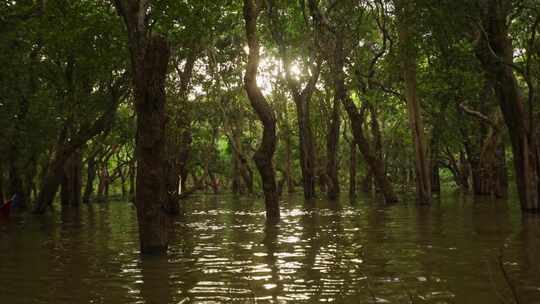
top-left (343, 99), bottom-right (398, 203)
top-left (326, 94), bottom-right (341, 200)
top-left (82, 153), bottom-right (97, 204)
top-left (60, 150), bottom-right (82, 206)
top-left (348, 136), bottom-right (357, 198)
top-left (283, 116), bottom-right (295, 193)
top-left (113, 0), bottom-right (172, 254)
top-left (33, 83), bottom-right (121, 214)
top-left (475, 0), bottom-right (538, 210)
top-left (243, 0), bottom-right (279, 221)
top-left (295, 94), bottom-right (317, 200)
top-left (267, 2), bottom-right (320, 201)
top-left (133, 36), bottom-right (170, 253)
top-left (397, 0), bottom-right (432, 204)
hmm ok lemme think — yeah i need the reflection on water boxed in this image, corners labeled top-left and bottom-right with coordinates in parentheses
top-left (1, 193), bottom-right (540, 303)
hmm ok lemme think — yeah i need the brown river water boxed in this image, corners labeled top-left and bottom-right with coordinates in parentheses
top-left (1, 192), bottom-right (540, 303)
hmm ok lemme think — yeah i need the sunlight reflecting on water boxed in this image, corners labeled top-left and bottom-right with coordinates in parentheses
top-left (1, 193), bottom-right (540, 303)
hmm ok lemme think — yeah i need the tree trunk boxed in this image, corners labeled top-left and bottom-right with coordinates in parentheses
top-left (83, 154), bottom-right (97, 204)
top-left (243, 0), bottom-right (280, 221)
top-left (33, 76), bottom-right (122, 213)
top-left (326, 98), bottom-right (341, 200)
top-left (284, 125), bottom-right (295, 193)
top-left (33, 146), bottom-right (70, 213)
top-left (97, 164), bottom-right (109, 203)
top-left (119, 168), bottom-right (127, 198)
top-left (132, 35), bottom-right (171, 254)
top-left (343, 99), bottom-right (398, 203)
top-left (431, 162), bottom-right (441, 193)
top-left (328, 28), bottom-right (397, 203)
top-left (475, 0), bottom-right (538, 210)
top-left (61, 150), bottom-right (83, 206)
top-left (361, 169), bottom-right (374, 193)
top-left (230, 125), bottom-right (254, 193)
top-left (113, 0), bottom-right (173, 254)
top-left (397, 0), bottom-right (432, 204)
top-left (128, 161), bottom-right (135, 197)
top-left (294, 94), bottom-right (317, 200)
top-left (231, 150), bottom-right (242, 194)
top-left (349, 138), bottom-right (357, 198)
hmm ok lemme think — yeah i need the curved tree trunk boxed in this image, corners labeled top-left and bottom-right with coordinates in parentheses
top-left (243, 0), bottom-right (279, 221)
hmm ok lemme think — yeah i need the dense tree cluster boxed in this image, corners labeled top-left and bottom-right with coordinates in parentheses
top-left (1, 0), bottom-right (539, 253)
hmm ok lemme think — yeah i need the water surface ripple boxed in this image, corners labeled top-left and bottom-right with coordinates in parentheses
top-left (1, 193), bottom-right (539, 303)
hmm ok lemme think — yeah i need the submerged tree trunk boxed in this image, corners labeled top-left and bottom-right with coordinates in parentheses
top-left (231, 151), bottom-right (242, 194)
top-left (431, 162), bottom-right (441, 193)
top-left (295, 95), bottom-right (317, 200)
top-left (284, 124), bottom-right (295, 193)
top-left (460, 101), bottom-right (508, 198)
top-left (343, 99), bottom-right (398, 203)
top-left (128, 161), bottom-right (135, 197)
top-left (243, 0), bottom-right (280, 221)
top-left (34, 140), bottom-right (71, 213)
top-left (397, 0), bottom-right (432, 204)
top-left (83, 153), bottom-right (98, 204)
top-left (132, 36), bottom-right (170, 253)
top-left (113, 0), bottom-right (172, 254)
top-left (33, 90), bottom-right (119, 214)
top-left (268, 3), bottom-right (320, 201)
top-left (60, 150), bottom-right (83, 206)
top-left (326, 93), bottom-right (341, 200)
top-left (348, 136), bottom-right (357, 198)
top-left (475, 0), bottom-right (537, 210)
top-left (96, 164), bottom-right (109, 202)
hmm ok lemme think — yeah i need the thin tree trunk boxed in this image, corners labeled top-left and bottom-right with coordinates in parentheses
top-left (326, 98), bottom-right (341, 200)
top-left (284, 122), bottom-right (294, 193)
top-left (397, 0), bottom-right (432, 204)
top-left (296, 96), bottom-right (317, 200)
top-left (83, 154), bottom-right (97, 204)
top-left (129, 161), bottom-right (135, 197)
top-left (361, 169), bottom-right (374, 193)
top-left (343, 99), bottom-right (398, 203)
top-left (231, 150), bottom-right (242, 194)
top-left (349, 137), bottom-right (357, 198)
top-left (243, 0), bottom-right (279, 221)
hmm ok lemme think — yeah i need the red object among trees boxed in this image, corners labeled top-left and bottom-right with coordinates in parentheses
top-left (0, 200), bottom-right (11, 218)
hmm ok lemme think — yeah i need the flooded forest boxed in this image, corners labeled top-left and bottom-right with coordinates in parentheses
top-left (1, 0), bottom-right (540, 303)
